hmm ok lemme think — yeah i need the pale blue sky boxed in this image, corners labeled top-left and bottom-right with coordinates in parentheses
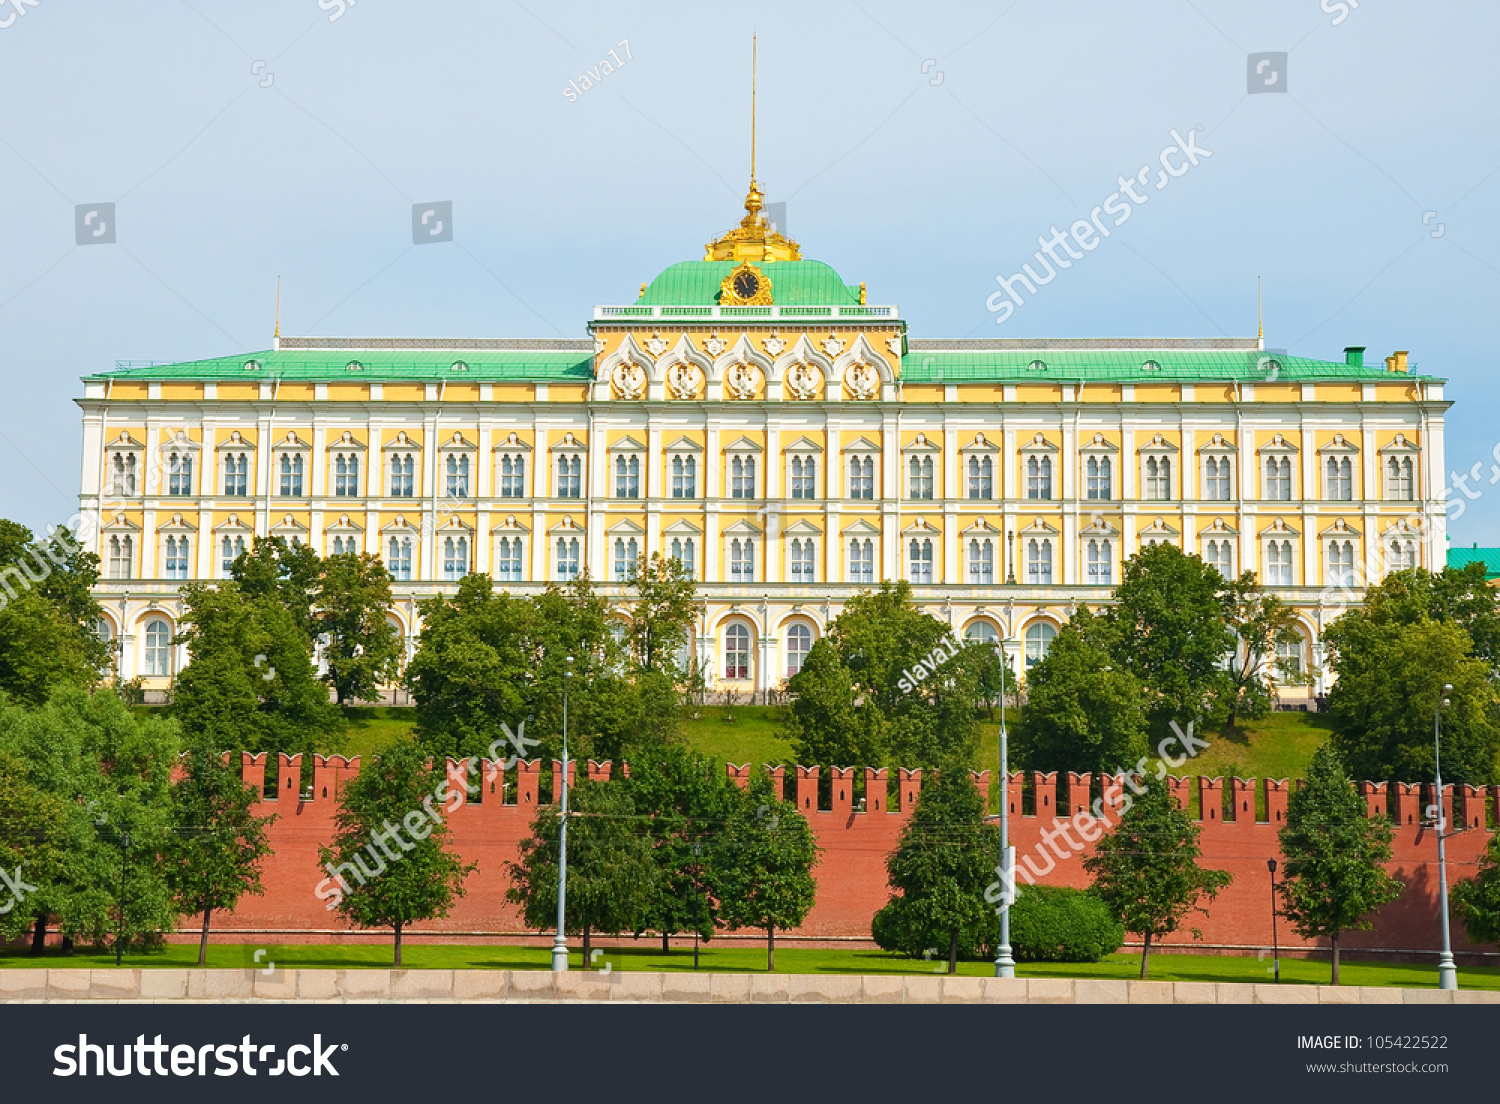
top-left (1, 0), bottom-right (1497, 544)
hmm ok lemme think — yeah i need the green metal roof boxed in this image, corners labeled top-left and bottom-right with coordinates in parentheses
top-left (87, 348), bottom-right (593, 383)
top-left (901, 349), bottom-right (1437, 384)
top-left (1447, 546), bottom-right (1500, 580)
top-left (637, 260), bottom-right (861, 306)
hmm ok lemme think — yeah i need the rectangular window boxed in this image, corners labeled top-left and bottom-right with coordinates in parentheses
top-left (1327, 539), bottom-right (1355, 587)
top-left (967, 539), bottom-right (995, 584)
top-left (908, 456), bottom-right (934, 499)
top-left (1325, 457), bottom-right (1353, 500)
top-left (1026, 538), bottom-right (1053, 584)
top-left (1266, 540), bottom-right (1294, 586)
top-left (1144, 455), bottom-right (1171, 501)
top-left (790, 456), bottom-right (815, 499)
top-left (387, 537), bottom-right (413, 581)
top-left (555, 536), bottom-right (580, 579)
top-left (1204, 456), bottom-right (1231, 500)
top-left (1264, 456), bottom-right (1291, 500)
top-left (669, 537), bottom-right (696, 579)
top-left (164, 535), bottom-right (189, 580)
top-left (1385, 456), bottom-right (1414, 501)
top-left (790, 538), bottom-right (815, 582)
top-left (111, 453), bottom-right (139, 496)
top-left (729, 538), bottom-right (754, 582)
top-left (556, 455), bottom-right (581, 498)
top-left (967, 456), bottom-right (993, 500)
top-left (1204, 538), bottom-right (1234, 578)
top-left (1086, 538), bottom-right (1112, 584)
top-left (613, 536), bottom-right (639, 582)
top-left (442, 536), bottom-right (469, 580)
top-left (107, 535), bottom-right (133, 579)
top-left (498, 454), bottom-right (526, 497)
top-left (220, 535), bottom-right (245, 575)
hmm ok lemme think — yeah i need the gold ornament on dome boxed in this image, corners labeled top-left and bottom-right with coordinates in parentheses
top-left (718, 262), bottom-right (773, 307)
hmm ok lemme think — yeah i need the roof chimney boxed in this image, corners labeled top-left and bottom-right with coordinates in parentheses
top-left (1343, 346), bottom-right (1364, 368)
top-left (1393, 350), bottom-right (1409, 373)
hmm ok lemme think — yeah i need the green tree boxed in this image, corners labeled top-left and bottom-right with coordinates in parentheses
top-left (0, 688), bottom-right (181, 953)
top-left (1346, 564), bottom-right (1500, 670)
top-left (1082, 780), bottom-right (1232, 978)
top-left (1225, 582), bottom-right (1311, 730)
top-left (230, 536), bottom-right (323, 641)
top-left (165, 742), bottom-right (276, 965)
top-left (783, 581), bottom-right (981, 769)
top-left (506, 776), bottom-right (658, 964)
top-left (711, 773), bottom-right (819, 970)
top-left (1277, 743), bottom-right (1403, 983)
top-left (1015, 609), bottom-right (1149, 777)
top-left (626, 744), bottom-right (741, 950)
top-left (319, 739), bottom-right (475, 966)
top-left (1324, 618), bottom-right (1500, 784)
top-left (0, 749), bottom-right (68, 943)
top-left (1100, 544), bottom-right (1237, 731)
top-left (870, 768), bottom-right (1000, 972)
top-left (318, 552), bottom-right (402, 705)
top-left (0, 521), bottom-right (108, 704)
top-left (173, 580), bottom-right (342, 754)
top-left (1453, 830), bottom-right (1500, 947)
top-left (628, 552), bottom-right (698, 678)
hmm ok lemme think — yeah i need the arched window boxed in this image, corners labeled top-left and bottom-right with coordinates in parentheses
top-left (1144, 455), bottom-right (1171, 500)
top-left (672, 456), bottom-right (697, 498)
top-left (221, 452), bottom-right (248, 496)
top-left (613, 536), bottom-right (639, 581)
top-left (556, 454), bottom-right (581, 498)
top-left (388, 536), bottom-right (413, 581)
top-left (442, 535), bottom-right (468, 580)
top-left (1024, 622), bottom-right (1057, 668)
top-left (498, 453), bottom-right (525, 497)
top-left (496, 536), bottom-right (523, 582)
top-left (724, 622), bottom-right (751, 679)
top-left (730, 456), bottom-right (756, 498)
top-left (730, 538), bottom-right (754, 582)
top-left (1265, 539), bottom-right (1294, 586)
top-left (555, 536), bottom-right (580, 579)
top-left (279, 453), bottom-right (305, 496)
top-left (1388, 538), bottom-right (1416, 572)
top-left (1086, 456), bottom-right (1111, 499)
top-left (790, 537), bottom-right (815, 582)
top-left (786, 622), bottom-right (813, 677)
top-left (1204, 456), bottom-right (1231, 500)
top-left (112, 452), bottom-right (138, 496)
top-left (848, 456), bottom-right (874, 499)
top-left (445, 454), bottom-right (470, 498)
top-left (389, 452), bottom-right (414, 497)
top-left (614, 455), bottom-right (640, 498)
top-left (334, 452), bottom-right (360, 496)
top-left (1264, 456), bottom-right (1291, 500)
top-left (1087, 538), bottom-right (1112, 584)
top-left (968, 538), bottom-right (994, 584)
top-left (143, 618), bottom-right (173, 677)
top-left (1385, 456), bottom-right (1414, 500)
top-left (1276, 635), bottom-right (1304, 679)
top-left (108, 535), bottom-right (133, 580)
top-left (1327, 539), bottom-right (1355, 587)
top-left (1026, 456), bottom-right (1052, 499)
top-left (968, 456), bottom-right (993, 500)
top-left (1204, 538), bottom-right (1233, 578)
top-left (164, 535), bottom-right (189, 580)
top-left (220, 535), bottom-right (245, 576)
top-left (1325, 456), bottom-right (1353, 500)
top-left (790, 455), bottom-right (815, 499)
top-left (909, 455), bottom-right (933, 499)
top-left (909, 538), bottom-right (933, 583)
top-left (1025, 538), bottom-right (1053, 584)
top-left (167, 451), bottom-right (193, 496)
top-left (965, 621), bottom-right (998, 647)
top-left (848, 538), bottom-right (874, 583)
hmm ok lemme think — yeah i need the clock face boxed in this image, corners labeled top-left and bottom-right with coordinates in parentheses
top-left (733, 271), bottom-right (760, 299)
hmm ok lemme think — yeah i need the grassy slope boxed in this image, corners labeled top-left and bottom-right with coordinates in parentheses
top-left (3, 943), bottom-right (1493, 988)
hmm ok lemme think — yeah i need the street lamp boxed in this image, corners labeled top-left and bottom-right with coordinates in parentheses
top-left (115, 830), bottom-right (131, 968)
top-left (1435, 682), bottom-right (1458, 991)
top-left (1266, 858), bottom-right (1280, 983)
top-left (550, 656), bottom-right (575, 973)
top-left (994, 636), bottom-right (1017, 979)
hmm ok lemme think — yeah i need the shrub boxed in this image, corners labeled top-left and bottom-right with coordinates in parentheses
top-left (1008, 885), bottom-right (1123, 962)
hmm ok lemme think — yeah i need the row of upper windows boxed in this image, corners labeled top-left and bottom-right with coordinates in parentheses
top-left (106, 449), bottom-right (1421, 503)
top-left (102, 530), bottom-right (1419, 589)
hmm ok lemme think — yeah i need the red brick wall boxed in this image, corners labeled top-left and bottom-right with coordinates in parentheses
top-left (209, 755), bottom-right (1498, 956)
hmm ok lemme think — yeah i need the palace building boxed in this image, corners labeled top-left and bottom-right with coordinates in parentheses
top-left (75, 174), bottom-right (1449, 701)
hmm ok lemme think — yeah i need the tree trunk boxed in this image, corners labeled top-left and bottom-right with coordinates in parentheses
top-left (198, 902), bottom-right (212, 967)
top-left (948, 928), bottom-right (959, 974)
top-left (394, 921), bottom-right (403, 968)
top-left (1140, 931), bottom-right (1153, 979)
top-left (583, 923), bottom-right (592, 968)
top-left (661, 931), bottom-right (670, 954)
top-left (767, 926), bottom-right (775, 972)
top-left (61, 935), bottom-right (73, 954)
top-left (30, 914), bottom-right (46, 955)
top-left (1330, 932), bottom-right (1340, 985)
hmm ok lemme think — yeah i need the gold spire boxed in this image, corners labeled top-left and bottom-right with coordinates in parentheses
top-left (275, 275), bottom-right (282, 339)
top-left (1257, 276), bottom-right (1263, 342)
top-left (704, 35), bottom-right (801, 263)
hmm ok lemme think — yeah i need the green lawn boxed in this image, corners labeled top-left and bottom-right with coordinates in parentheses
top-left (338, 706), bottom-right (417, 760)
top-left (2, 943), bottom-right (1491, 988)
top-left (679, 704), bottom-right (793, 767)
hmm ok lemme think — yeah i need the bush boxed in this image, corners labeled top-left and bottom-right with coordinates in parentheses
top-left (1008, 885), bottom-right (1123, 962)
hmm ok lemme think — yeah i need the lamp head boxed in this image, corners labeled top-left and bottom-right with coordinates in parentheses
top-left (1267, 858), bottom-right (1277, 874)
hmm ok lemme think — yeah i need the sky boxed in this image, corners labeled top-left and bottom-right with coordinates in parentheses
top-left (1, 0), bottom-right (1497, 545)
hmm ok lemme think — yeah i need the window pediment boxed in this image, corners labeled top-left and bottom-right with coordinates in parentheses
top-left (902, 432), bottom-right (942, 455)
top-left (607, 435), bottom-right (647, 453)
top-left (1257, 433), bottom-right (1298, 454)
top-left (663, 436), bottom-right (704, 454)
top-left (492, 432), bottom-right (532, 453)
top-left (1320, 518), bottom-right (1361, 538)
top-left (1019, 432), bottom-right (1058, 453)
top-left (1196, 433), bottom-right (1236, 454)
top-left (840, 519), bottom-right (881, 536)
top-left (272, 431), bottom-right (311, 452)
top-left (1318, 432), bottom-right (1359, 454)
top-left (1259, 517), bottom-right (1300, 538)
top-left (216, 430), bottom-right (256, 451)
top-left (327, 431), bottom-right (366, 452)
top-left (1379, 432), bottom-right (1420, 453)
top-left (723, 436), bottom-right (764, 454)
top-left (382, 431), bottom-right (422, 452)
top-left (722, 519), bottom-right (763, 536)
top-left (438, 431), bottom-right (477, 452)
top-left (1079, 432), bottom-right (1119, 453)
top-left (491, 514), bottom-right (530, 533)
top-left (550, 432), bottom-right (587, 453)
top-left (1137, 433), bottom-right (1179, 454)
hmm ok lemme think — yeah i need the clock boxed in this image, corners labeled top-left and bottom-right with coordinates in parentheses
top-left (719, 262), bottom-right (773, 306)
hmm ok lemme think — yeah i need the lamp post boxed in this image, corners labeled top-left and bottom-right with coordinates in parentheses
top-left (1435, 682), bottom-right (1458, 991)
top-left (1266, 858), bottom-right (1280, 983)
top-left (550, 656), bottom-right (575, 973)
top-left (115, 830), bottom-right (131, 968)
top-left (994, 636), bottom-right (1016, 978)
